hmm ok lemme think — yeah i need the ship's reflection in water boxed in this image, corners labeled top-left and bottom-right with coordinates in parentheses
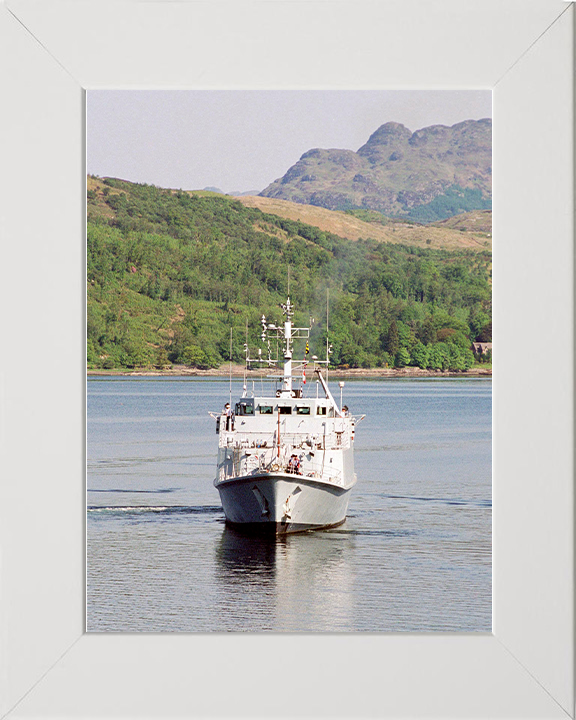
top-left (214, 525), bottom-right (354, 632)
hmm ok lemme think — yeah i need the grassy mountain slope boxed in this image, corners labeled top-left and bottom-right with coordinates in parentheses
top-left (236, 195), bottom-right (491, 251)
top-left (260, 119), bottom-right (492, 222)
top-left (429, 209), bottom-right (492, 234)
top-left (87, 176), bottom-right (491, 372)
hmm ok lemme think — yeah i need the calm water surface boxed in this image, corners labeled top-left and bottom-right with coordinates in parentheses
top-left (87, 377), bottom-right (491, 632)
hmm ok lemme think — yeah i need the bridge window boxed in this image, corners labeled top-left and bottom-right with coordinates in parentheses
top-left (296, 406), bottom-right (311, 415)
top-left (278, 406), bottom-right (292, 415)
top-left (236, 403), bottom-right (254, 416)
top-left (317, 406), bottom-right (327, 416)
top-left (259, 405), bottom-right (273, 414)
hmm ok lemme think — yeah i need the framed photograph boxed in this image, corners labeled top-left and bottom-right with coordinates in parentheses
top-left (1, 1), bottom-right (573, 718)
top-left (85, 87), bottom-right (494, 636)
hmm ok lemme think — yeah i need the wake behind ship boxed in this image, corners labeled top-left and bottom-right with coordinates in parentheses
top-left (211, 298), bottom-right (363, 534)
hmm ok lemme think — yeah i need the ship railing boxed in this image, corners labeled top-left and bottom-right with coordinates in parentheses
top-left (218, 430), bottom-right (352, 451)
top-left (262, 459), bottom-right (344, 485)
top-left (277, 432), bottom-right (352, 451)
top-left (217, 454), bottom-right (344, 486)
top-left (219, 431), bottom-right (277, 450)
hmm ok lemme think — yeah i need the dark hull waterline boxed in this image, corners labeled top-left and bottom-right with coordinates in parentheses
top-left (225, 516), bottom-right (347, 536)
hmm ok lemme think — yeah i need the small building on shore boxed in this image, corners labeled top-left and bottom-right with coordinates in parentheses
top-left (471, 342), bottom-right (492, 356)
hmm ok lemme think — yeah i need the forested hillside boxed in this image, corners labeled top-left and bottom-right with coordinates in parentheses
top-left (87, 177), bottom-right (492, 372)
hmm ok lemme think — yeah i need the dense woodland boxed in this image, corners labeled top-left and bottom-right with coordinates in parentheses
top-left (87, 178), bottom-right (492, 371)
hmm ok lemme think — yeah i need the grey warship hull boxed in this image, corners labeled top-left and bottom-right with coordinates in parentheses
top-left (215, 471), bottom-right (355, 534)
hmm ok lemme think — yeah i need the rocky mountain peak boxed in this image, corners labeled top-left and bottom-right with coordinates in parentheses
top-left (260, 118), bottom-right (492, 222)
top-left (358, 122), bottom-right (412, 152)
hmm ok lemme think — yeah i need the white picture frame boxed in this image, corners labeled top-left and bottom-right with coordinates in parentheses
top-left (0, 1), bottom-right (573, 717)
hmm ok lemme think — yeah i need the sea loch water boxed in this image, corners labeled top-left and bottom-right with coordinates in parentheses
top-left (87, 377), bottom-right (491, 632)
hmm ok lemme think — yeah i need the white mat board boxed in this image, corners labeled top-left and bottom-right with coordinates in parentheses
top-left (0, 1), bottom-right (573, 718)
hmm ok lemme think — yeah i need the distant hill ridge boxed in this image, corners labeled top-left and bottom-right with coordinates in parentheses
top-left (260, 118), bottom-right (492, 223)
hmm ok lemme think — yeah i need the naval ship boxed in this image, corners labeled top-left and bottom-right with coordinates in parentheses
top-left (211, 298), bottom-right (363, 534)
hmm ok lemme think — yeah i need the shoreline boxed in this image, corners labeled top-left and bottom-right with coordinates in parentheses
top-left (87, 365), bottom-right (492, 379)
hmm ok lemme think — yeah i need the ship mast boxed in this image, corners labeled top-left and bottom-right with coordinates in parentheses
top-left (280, 297), bottom-right (294, 395)
top-left (248, 298), bottom-right (314, 397)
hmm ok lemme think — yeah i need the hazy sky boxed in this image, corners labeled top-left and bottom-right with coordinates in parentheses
top-left (87, 90), bottom-right (491, 194)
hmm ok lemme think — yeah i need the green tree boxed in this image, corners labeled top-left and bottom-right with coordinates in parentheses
top-left (182, 344), bottom-right (210, 369)
top-left (410, 341), bottom-right (429, 369)
top-left (395, 347), bottom-right (410, 368)
top-left (182, 343), bottom-right (221, 369)
top-left (154, 347), bottom-right (171, 369)
top-left (385, 320), bottom-right (399, 356)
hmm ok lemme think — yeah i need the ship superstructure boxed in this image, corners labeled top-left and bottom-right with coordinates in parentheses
top-left (211, 298), bottom-right (362, 534)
